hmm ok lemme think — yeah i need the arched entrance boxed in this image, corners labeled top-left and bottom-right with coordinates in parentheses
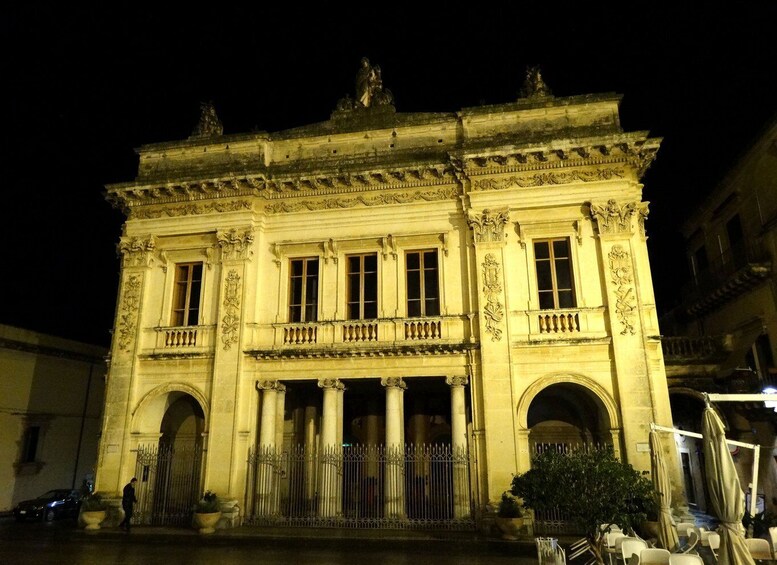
top-left (132, 387), bottom-right (206, 526)
top-left (527, 382), bottom-right (613, 453)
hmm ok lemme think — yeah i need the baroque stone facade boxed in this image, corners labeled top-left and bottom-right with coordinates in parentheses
top-left (97, 62), bottom-right (676, 530)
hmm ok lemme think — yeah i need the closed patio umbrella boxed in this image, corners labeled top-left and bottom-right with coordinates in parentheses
top-left (649, 430), bottom-right (679, 551)
top-left (701, 404), bottom-right (755, 565)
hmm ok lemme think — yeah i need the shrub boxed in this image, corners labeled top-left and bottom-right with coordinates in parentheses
top-left (81, 493), bottom-right (108, 512)
top-left (497, 492), bottom-right (523, 518)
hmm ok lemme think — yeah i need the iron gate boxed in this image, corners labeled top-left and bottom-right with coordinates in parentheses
top-left (133, 444), bottom-right (203, 526)
top-left (245, 443), bottom-right (474, 529)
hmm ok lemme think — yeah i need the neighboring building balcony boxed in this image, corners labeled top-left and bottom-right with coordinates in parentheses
top-left (249, 316), bottom-right (470, 353)
top-left (513, 307), bottom-right (608, 342)
top-left (683, 240), bottom-right (772, 317)
top-left (661, 334), bottom-right (733, 378)
top-left (148, 325), bottom-right (217, 355)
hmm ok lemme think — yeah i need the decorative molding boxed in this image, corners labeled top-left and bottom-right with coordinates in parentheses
top-left (590, 199), bottom-right (649, 236)
top-left (468, 208), bottom-right (509, 243)
top-left (264, 187), bottom-right (458, 214)
top-left (473, 168), bottom-right (625, 191)
top-left (481, 253), bottom-right (504, 341)
top-left (445, 376), bottom-right (469, 387)
top-left (318, 378), bottom-right (346, 391)
top-left (248, 342), bottom-right (476, 360)
top-left (217, 227), bottom-right (254, 261)
top-left (608, 244), bottom-right (636, 335)
top-left (256, 380), bottom-right (282, 392)
top-left (116, 274), bottom-right (142, 352)
top-left (380, 377), bottom-right (407, 390)
top-left (131, 200), bottom-right (252, 219)
top-left (118, 236), bottom-right (156, 268)
top-left (220, 270), bottom-right (241, 350)
top-left (323, 239), bottom-right (338, 264)
top-left (381, 235), bottom-right (397, 260)
top-left (637, 202), bottom-right (650, 238)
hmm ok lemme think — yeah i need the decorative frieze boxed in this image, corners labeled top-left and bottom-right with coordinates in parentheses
top-left (473, 168), bottom-right (625, 191)
top-left (217, 228), bottom-right (254, 261)
top-left (608, 244), bottom-right (636, 335)
top-left (481, 253), bottom-right (504, 341)
top-left (590, 199), bottom-right (649, 236)
top-left (116, 274), bottom-right (142, 352)
top-left (131, 200), bottom-right (252, 219)
top-left (264, 187), bottom-right (458, 215)
top-left (221, 270), bottom-right (241, 350)
top-left (468, 208), bottom-right (509, 243)
top-left (118, 236), bottom-right (156, 268)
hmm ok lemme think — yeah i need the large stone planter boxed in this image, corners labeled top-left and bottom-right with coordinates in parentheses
top-left (495, 516), bottom-right (525, 540)
top-left (81, 510), bottom-right (107, 531)
top-left (194, 511), bottom-right (222, 534)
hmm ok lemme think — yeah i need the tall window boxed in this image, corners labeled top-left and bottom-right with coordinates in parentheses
top-left (347, 253), bottom-right (378, 319)
top-left (21, 426), bottom-right (40, 463)
top-left (534, 239), bottom-right (575, 309)
top-left (406, 249), bottom-right (440, 317)
top-left (289, 257), bottom-right (319, 322)
top-left (172, 263), bottom-right (203, 326)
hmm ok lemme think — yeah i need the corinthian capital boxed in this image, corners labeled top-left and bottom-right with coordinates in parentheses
top-left (318, 378), bottom-right (345, 391)
top-left (217, 227), bottom-right (254, 261)
top-left (446, 376), bottom-right (469, 388)
top-left (467, 208), bottom-right (509, 243)
top-left (380, 377), bottom-right (407, 390)
top-left (118, 235), bottom-right (156, 268)
top-left (589, 200), bottom-right (649, 236)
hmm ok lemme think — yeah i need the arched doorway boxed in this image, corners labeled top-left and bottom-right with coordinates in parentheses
top-left (527, 382), bottom-right (612, 453)
top-left (133, 388), bottom-right (206, 526)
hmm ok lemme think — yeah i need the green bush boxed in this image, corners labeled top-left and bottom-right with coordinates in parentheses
top-left (497, 492), bottom-right (523, 518)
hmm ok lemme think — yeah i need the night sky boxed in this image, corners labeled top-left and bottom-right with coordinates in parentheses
top-left (3, 5), bottom-right (776, 347)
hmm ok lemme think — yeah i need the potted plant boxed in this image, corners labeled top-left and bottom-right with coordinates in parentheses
top-left (80, 493), bottom-right (108, 531)
top-left (193, 491), bottom-right (221, 534)
top-left (494, 492), bottom-right (524, 540)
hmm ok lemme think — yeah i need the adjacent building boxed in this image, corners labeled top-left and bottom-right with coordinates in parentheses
top-left (98, 62), bottom-right (677, 529)
top-left (0, 324), bottom-right (105, 513)
top-left (662, 117), bottom-right (777, 517)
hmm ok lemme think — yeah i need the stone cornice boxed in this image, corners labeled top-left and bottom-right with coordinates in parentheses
top-left (247, 342), bottom-right (477, 360)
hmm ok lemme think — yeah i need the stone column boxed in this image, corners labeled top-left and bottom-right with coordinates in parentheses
top-left (303, 402), bottom-right (318, 507)
top-left (447, 376), bottom-right (470, 519)
top-left (256, 380), bottom-right (279, 516)
top-left (275, 384), bottom-right (287, 453)
top-left (336, 382), bottom-right (346, 515)
top-left (318, 379), bottom-right (344, 518)
top-left (382, 377), bottom-right (407, 519)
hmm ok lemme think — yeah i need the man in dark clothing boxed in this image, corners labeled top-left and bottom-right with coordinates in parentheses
top-left (118, 478), bottom-right (138, 532)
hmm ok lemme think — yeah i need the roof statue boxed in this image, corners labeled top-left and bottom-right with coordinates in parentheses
top-left (336, 58), bottom-right (394, 111)
top-left (190, 101), bottom-right (223, 138)
top-left (519, 66), bottom-right (552, 99)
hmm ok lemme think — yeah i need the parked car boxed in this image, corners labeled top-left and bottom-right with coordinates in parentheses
top-left (13, 489), bottom-right (82, 522)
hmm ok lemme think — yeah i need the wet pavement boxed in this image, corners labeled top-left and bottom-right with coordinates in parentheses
top-left (0, 516), bottom-right (545, 564)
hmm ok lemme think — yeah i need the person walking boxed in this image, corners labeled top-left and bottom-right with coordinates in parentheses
top-left (118, 477), bottom-right (138, 532)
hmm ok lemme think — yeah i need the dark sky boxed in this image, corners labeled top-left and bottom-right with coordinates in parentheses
top-left (3, 5), bottom-right (776, 347)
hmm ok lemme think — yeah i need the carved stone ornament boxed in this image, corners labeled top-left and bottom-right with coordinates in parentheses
top-left (608, 244), bottom-right (636, 335)
top-left (519, 66), bottom-right (552, 99)
top-left (468, 208), bottom-right (509, 243)
top-left (473, 168), bottom-right (625, 191)
top-left (481, 253), bottom-right (504, 341)
top-left (380, 377), bottom-right (407, 390)
top-left (118, 236), bottom-right (156, 268)
top-left (221, 270), bottom-right (241, 350)
top-left (116, 274), bottom-right (142, 352)
top-left (131, 200), bottom-right (252, 220)
top-left (590, 200), bottom-right (649, 236)
top-left (318, 378), bottom-right (346, 391)
top-left (217, 227), bottom-right (254, 261)
top-left (445, 376), bottom-right (469, 387)
top-left (336, 57), bottom-right (395, 110)
top-left (264, 187), bottom-right (458, 215)
top-left (190, 101), bottom-right (223, 138)
top-left (256, 380), bottom-right (282, 392)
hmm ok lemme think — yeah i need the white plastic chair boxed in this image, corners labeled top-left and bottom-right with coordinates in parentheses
top-left (745, 537), bottom-right (772, 561)
top-left (769, 527), bottom-right (777, 555)
top-left (668, 554), bottom-right (704, 565)
top-left (622, 539), bottom-right (648, 563)
top-left (639, 548), bottom-right (671, 565)
top-left (676, 522), bottom-right (696, 538)
top-left (707, 532), bottom-right (720, 562)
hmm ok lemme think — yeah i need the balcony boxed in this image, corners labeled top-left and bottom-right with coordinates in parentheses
top-left (149, 325), bottom-right (216, 356)
top-left (513, 307), bottom-right (608, 341)
top-left (683, 240), bottom-right (772, 317)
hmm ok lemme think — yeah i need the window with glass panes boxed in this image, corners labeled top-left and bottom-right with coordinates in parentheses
top-left (171, 263), bottom-right (203, 326)
top-left (346, 253), bottom-right (378, 319)
top-left (289, 258), bottom-right (319, 322)
top-left (534, 239), bottom-right (575, 309)
top-left (406, 249), bottom-right (440, 317)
